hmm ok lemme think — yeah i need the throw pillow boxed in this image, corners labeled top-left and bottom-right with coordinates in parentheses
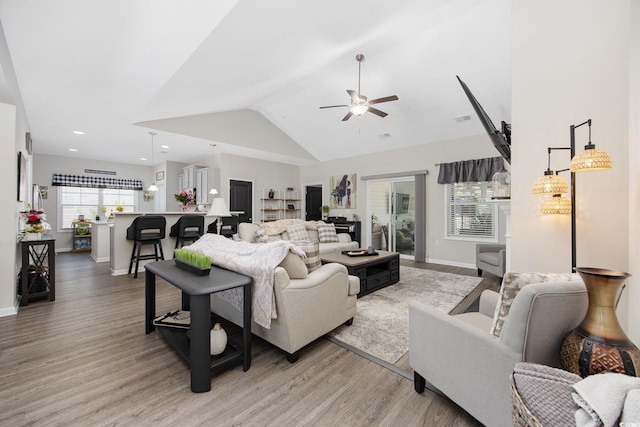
top-left (254, 228), bottom-right (269, 243)
top-left (491, 272), bottom-right (580, 337)
top-left (317, 222), bottom-right (339, 243)
top-left (294, 240), bottom-right (321, 273)
top-left (277, 252), bottom-right (308, 279)
top-left (286, 222), bottom-right (309, 241)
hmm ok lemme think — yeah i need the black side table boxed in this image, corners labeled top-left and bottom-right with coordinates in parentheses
top-left (145, 260), bottom-right (252, 393)
top-left (20, 236), bottom-right (56, 306)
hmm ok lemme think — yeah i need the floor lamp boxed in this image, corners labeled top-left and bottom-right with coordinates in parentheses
top-left (531, 119), bottom-right (612, 270)
top-left (532, 120), bottom-right (639, 377)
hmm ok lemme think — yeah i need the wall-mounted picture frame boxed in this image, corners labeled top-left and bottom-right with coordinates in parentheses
top-left (155, 171), bottom-right (165, 181)
top-left (25, 132), bottom-right (32, 155)
top-left (17, 152), bottom-right (26, 201)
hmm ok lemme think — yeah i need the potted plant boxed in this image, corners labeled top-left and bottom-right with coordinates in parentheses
top-left (174, 248), bottom-right (212, 276)
top-left (321, 205), bottom-right (329, 220)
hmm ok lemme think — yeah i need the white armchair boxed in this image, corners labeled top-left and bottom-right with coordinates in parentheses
top-left (409, 279), bottom-right (587, 427)
top-left (476, 243), bottom-right (506, 278)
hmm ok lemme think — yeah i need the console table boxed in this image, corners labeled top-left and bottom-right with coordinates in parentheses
top-left (19, 236), bottom-right (56, 306)
top-left (145, 260), bottom-right (252, 393)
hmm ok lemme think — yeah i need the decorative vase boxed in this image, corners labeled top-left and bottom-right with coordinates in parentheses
top-left (268, 190), bottom-right (275, 199)
top-left (210, 323), bottom-right (227, 356)
top-left (560, 267), bottom-right (639, 377)
top-left (24, 232), bottom-right (42, 241)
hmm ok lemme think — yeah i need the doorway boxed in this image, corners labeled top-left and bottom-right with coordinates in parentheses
top-left (305, 185), bottom-right (322, 221)
top-left (369, 178), bottom-right (416, 259)
top-left (229, 180), bottom-right (252, 224)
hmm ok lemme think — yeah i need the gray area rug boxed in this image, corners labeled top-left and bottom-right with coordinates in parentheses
top-left (327, 266), bottom-right (482, 365)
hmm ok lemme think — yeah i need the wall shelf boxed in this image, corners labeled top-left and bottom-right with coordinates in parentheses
top-left (261, 189), bottom-right (300, 222)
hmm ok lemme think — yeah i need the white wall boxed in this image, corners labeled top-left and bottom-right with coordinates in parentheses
top-left (0, 103), bottom-right (17, 314)
top-left (511, 0), bottom-right (636, 341)
top-left (627, 0), bottom-right (640, 345)
top-left (299, 134), bottom-right (506, 268)
top-left (32, 153), bottom-right (155, 251)
top-left (217, 152), bottom-right (300, 222)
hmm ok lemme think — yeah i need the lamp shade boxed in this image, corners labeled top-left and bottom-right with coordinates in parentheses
top-left (207, 198), bottom-right (231, 217)
top-left (531, 174), bottom-right (569, 195)
top-left (570, 147), bottom-right (612, 172)
top-left (350, 104), bottom-right (368, 116)
top-left (541, 195), bottom-right (572, 215)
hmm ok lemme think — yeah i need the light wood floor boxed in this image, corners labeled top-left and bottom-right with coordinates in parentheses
top-left (0, 253), bottom-right (499, 426)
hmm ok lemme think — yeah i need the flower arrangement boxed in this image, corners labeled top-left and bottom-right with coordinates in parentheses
top-left (21, 209), bottom-right (46, 233)
top-left (174, 188), bottom-right (195, 206)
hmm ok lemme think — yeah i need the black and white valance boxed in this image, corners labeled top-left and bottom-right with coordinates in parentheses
top-left (51, 173), bottom-right (143, 190)
top-left (437, 156), bottom-right (504, 184)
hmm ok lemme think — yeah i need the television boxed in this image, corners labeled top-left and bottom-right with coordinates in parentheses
top-left (456, 76), bottom-right (511, 164)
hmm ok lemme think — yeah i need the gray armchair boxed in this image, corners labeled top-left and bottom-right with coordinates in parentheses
top-left (408, 280), bottom-right (587, 427)
top-left (476, 243), bottom-right (506, 278)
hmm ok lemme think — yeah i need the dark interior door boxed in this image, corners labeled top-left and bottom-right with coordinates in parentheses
top-left (229, 180), bottom-right (252, 224)
top-left (305, 185), bottom-right (322, 220)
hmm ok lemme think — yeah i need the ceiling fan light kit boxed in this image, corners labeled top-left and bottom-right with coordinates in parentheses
top-left (320, 53), bottom-right (398, 121)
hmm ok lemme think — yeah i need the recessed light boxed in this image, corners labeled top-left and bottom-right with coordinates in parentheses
top-left (140, 157), bottom-right (147, 161)
top-left (73, 131), bottom-right (85, 135)
top-left (160, 145), bottom-right (169, 149)
top-left (68, 148), bottom-right (78, 152)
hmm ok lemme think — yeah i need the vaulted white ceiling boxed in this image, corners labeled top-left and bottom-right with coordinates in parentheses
top-left (0, 0), bottom-right (511, 166)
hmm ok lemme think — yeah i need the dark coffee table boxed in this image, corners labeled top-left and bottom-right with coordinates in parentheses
top-left (320, 250), bottom-right (399, 297)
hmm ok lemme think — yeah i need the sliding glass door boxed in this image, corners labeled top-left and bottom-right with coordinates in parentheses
top-left (369, 178), bottom-right (416, 258)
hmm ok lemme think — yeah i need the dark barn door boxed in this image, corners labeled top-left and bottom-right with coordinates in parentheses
top-left (230, 180), bottom-right (253, 224)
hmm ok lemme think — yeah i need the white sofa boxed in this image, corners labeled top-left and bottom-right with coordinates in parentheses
top-left (210, 258), bottom-right (360, 362)
top-left (238, 221), bottom-right (359, 254)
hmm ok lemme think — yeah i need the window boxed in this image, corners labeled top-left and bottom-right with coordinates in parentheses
top-left (58, 187), bottom-right (136, 229)
top-left (446, 181), bottom-right (497, 241)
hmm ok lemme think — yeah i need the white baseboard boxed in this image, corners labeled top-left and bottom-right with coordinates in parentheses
top-left (91, 254), bottom-right (110, 263)
top-left (426, 258), bottom-right (475, 270)
top-left (0, 303), bottom-right (18, 317)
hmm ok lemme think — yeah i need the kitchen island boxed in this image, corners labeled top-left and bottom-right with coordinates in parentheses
top-left (109, 212), bottom-right (217, 276)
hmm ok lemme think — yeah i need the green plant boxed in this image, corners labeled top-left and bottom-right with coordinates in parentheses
top-left (321, 205), bottom-right (329, 213)
top-left (174, 248), bottom-right (211, 269)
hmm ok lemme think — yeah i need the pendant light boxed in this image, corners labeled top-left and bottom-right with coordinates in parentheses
top-left (209, 143), bottom-right (218, 196)
top-left (147, 132), bottom-right (159, 192)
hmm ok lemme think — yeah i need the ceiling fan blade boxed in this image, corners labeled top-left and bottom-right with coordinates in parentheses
top-left (319, 104), bottom-right (349, 109)
top-left (342, 111), bottom-right (353, 121)
top-left (368, 95), bottom-right (399, 105)
top-left (346, 89), bottom-right (358, 102)
top-left (367, 106), bottom-right (388, 118)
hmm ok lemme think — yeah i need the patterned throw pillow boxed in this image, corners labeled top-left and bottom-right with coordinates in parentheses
top-left (254, 228), bottom-right (269, 243)
top-left (317, 222), bottom-right (339, 243)
top-left (491, 272), bottom-right (580, 337)
top-left (286, 222), bottom-right (309, 241)
top-left (294, 240), bottom-right (321, 273)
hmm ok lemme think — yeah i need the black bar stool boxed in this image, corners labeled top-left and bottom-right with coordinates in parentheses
top-left (170, 215), bottom-right (204, 251)
top-left (126, 215), bottom-right (166, 278)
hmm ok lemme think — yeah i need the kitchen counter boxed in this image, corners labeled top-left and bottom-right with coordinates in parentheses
top-left (109, 212), bottom-right (217, 276)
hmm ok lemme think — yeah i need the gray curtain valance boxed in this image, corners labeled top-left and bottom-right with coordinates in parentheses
top-left (51, 173), bottom-right (143, 190)
top-left (437, 156), bottom-right (504, 184)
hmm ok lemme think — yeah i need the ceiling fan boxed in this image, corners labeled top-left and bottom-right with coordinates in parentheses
top-left (319, 53), bottom-right (398, 121)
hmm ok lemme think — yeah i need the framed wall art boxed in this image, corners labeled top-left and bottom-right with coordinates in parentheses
top-left (329, 173), bottom-right (356, 209)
